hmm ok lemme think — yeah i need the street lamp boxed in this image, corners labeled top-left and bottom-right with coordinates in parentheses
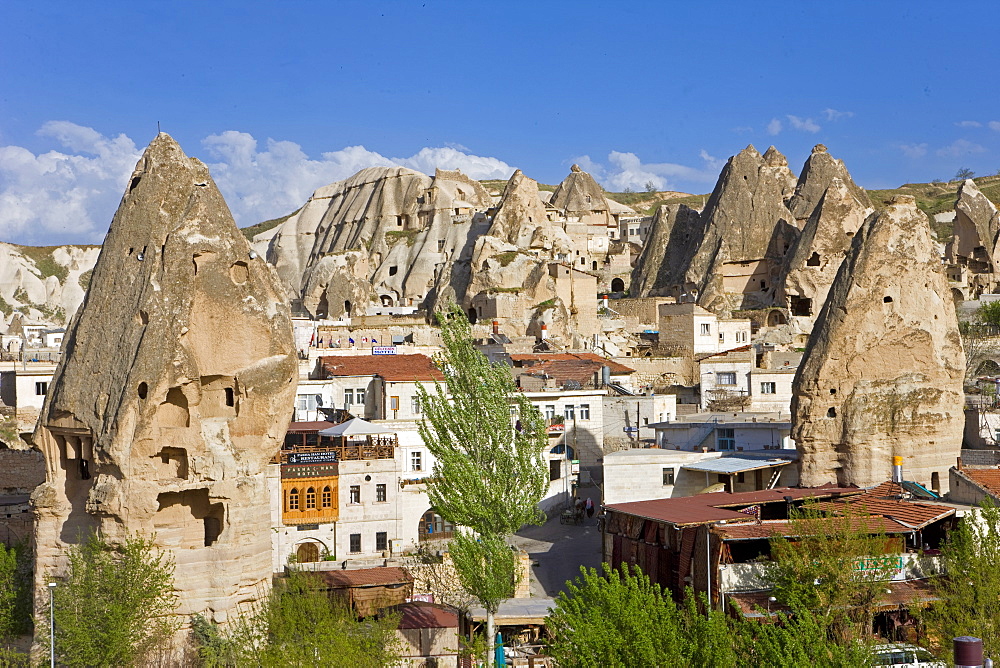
top-left (47, 581), bottom-right (56, 668)
top-left (767, 595), bottom-right (777, 616)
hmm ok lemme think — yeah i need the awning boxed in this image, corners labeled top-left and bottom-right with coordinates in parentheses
top-left (318, 418), bottom-right (396, 437)
top-left (682, 457), bottom-right (794, 475)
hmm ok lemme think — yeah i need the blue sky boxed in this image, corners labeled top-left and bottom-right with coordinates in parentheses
top-left (2, 1), bottom-right (999, 245)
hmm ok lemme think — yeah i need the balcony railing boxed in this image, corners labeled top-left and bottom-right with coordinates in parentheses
top-left (276, 434), bottom-right (397, 463)
top-left (718, 554), bottom-right (943, 594)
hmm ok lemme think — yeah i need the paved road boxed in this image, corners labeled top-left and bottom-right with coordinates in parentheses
top-left (510, 487), bottom-right (604, 598)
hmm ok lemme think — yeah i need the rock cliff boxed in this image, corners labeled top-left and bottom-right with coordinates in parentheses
top-left (31, 134), bottom-right (297, 642)
top-left (0, 244), bottom-right (99, 331)
top-left (947, 179), bottom-right (1000, 297)
top-left (791, 195), bottom-right (964, 492)
top-left (629, 203), bottom-right (705, 298)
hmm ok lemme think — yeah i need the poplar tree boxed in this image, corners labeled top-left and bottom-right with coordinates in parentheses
top-left (417, 303), bottom-right (549, 666)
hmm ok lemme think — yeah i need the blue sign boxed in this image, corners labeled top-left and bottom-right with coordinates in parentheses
top-left (372, 346), bottom-right (396, 355)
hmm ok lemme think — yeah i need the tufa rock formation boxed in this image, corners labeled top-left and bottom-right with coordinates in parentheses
top-left (785, 144), bottom-right (871, 225)
top-left (31, 134), bottom-right (297, 636)
top-left (0, 243), bottom-right (99, 329)
top-left (791, 195), bottom-right (964, 492)
top-left (946, 179), bottom-right (1000, 298)
top-left (629, 203), bottom-right (705, 298)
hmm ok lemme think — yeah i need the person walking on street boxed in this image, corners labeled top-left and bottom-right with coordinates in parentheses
top-left (585, 497), bottom-right (595, 518)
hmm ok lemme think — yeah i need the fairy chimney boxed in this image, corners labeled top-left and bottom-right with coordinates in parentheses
top-left (31, 134), bottom-right (297, 637)
top-left (791, 195), bottom-right (964, 492)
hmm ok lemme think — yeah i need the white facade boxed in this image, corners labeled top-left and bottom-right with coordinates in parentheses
top-left (748, 369), bottom-right (796, 414)
top-left (651, 412), bottom-right (793, 453)
top-left (717, 319), bottom-right (751, 350)
top-left (602, 394), bottom-right (677, 444)
top-left (699, 355), bottom-right (753, 411)
top-left (603, 448), bottom-right (798, 505)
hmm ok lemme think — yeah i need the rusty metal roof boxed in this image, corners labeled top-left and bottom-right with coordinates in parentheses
top-left (729, 579), bottom-right (937, 618)
top-left (717, 516), bottom-right (921, 541)
top-left (319, 567), bottom-right (413, 589)
top-left (391, 601), bottom-right (460, 629)
top-left (605, 486), bottom-right (862, 527)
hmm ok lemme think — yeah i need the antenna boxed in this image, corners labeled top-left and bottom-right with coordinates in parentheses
top-left (157, 121), bottom-right (161, 134)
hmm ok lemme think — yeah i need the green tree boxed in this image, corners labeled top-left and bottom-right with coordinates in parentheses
top-left (923, 497), bottom-right (1000, 657)
top-left (193, 571), bottom-right (401, 668)
top-left (766, 504), bottom-right (898, 644)
top-left (51, 532), bottom-right (179, 667)
top-left (416, 303), bottom-right (549, 665)
top-left (644, 180), bottom-right (658, 193)
top-left (979, 300), bottom-right (1000, 328)
top-left (956, 167), bottom-right (976, 180)
top-left (0, 540), bottom-right (32, 642)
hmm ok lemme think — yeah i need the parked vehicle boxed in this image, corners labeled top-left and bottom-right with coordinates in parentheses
top-left (871, 644), bottom-right (944, 667)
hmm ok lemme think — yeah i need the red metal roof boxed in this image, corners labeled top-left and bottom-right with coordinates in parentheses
top-left (510, 352), bottom-right (635, 375)
top-left (717, 516), bottom-right (920, 541)
top-left (319, 567), bottom-right (413, 589)
top-left (318, 355), bottom-right (445, 382)
top-left (391, 601), bottom-right (460, 629)
top-left (605, 486), bottom-right (862, 527)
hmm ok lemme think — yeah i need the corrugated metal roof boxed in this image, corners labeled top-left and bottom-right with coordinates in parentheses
top-left (717, 516), bottom-right (918, 541)
top-left (682, 457), bottom-right (794, 474)
top-left (729, 579), bottom-right (937, 618)
top-left (319, 567), bottom-right (412, 589)
top-left (811, 481), bottom-right (955, 529)
top-left (391, 601), bottom-right (460, 629)
top-left (605, 486), bottom-right (862, 527)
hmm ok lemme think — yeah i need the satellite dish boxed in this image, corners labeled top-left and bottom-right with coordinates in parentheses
top-left (315, 395), bottom-right (323, 407)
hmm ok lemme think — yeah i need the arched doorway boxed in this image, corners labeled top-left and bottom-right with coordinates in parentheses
top-left (767, 310), bottom-right (787, 327)
top-left (344, 300), bottom-right (352, 316)
top-left (976, 359), bottom-right (1000, 376)
top-left (611, 277), bottom-right (625, 292)
top-left (296, 541), bottom-right (320, 563)
top-left (316, 294), bottom-right (329, 319)
top-left (380, 294), bottom-right (394, 307)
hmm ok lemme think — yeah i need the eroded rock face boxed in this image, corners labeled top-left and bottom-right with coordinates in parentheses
top-left (792, 195), bottom-right (964, 492)
top-left (263, 166), bottom-right (492, 318)
top-left (0, 243), bottom-right (100, 328)
top-left (32, 134), bottom-right (297, 636)
top-left (679, 145), bottom-right (799, 312)
top-left (777, 177), bottom-right (873, 326)
top-left (948, 179), bottom-right (1000, 296)
top-left (629, 203), bottom-right (705, 298)
top-left (549, 163), bottom-right (612, 227)
top-left (786, 144), bottom-right (872, 224)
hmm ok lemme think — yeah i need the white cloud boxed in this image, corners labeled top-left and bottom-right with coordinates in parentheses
top-left (570, 150), bottom-right (721, 193)
top-left (989, 121), bottom-right (1000, 132)
top-left (956, 120), bottom-right (983, 128)
top-left (823, 108), bottom-right (854, 121)
top-left (0, 123), bottom-right (518, 245)
top-left (0, 121), bottom-right (142, 245)
top-left (787, 115), bottom-right (821, 133)
top-left (766, 118), bottom-right (783, 136)
top-left (898, 143), bottom-right (928, 159)
top-left (936, 139), bottom-right (987, 158)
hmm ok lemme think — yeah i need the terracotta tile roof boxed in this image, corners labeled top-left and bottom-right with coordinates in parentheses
top-left (510, 352), bottom-right (635, 375)
top-left (717, 516), bottom-right (918, 541)
top-left (318, 355), bottom-right (444, 382)
top-left (319, 567), bottom-right (413, 589)
top-left (390, 601), bottom-right (460, 629)
top-left (960, 468), bottom-right (1000, 496)
top-left (698, 345), bottom-right (754, 362)
top-left (812, 481), bottom-right (955, 529)
top-left (605, 486), bottom-right (862, 527)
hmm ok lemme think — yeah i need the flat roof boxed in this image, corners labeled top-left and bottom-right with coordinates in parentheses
top-left (681, 457), bottom-right (795, 475)
top-left (469, 598), bottom-right (555, 624)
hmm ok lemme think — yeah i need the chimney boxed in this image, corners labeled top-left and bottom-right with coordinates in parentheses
top-left (540, 324), bottom-right (548, 340)
top-left (602, 295), bottom-right (609, 309)
top-left (954, 636), bottom-right (984, 668)
top-left (492, 320), bottom-right (499, 335)
top-left (892, 456), bottom-right (903, 483)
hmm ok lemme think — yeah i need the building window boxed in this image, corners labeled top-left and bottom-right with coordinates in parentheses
top-left (35, 381), bottom-right (48, 395)
top-left (321, 486), bottom-right (332, 508)
top-left (376, 483), bottom-right (387, 502)
top-left (349, 485), bottom-right (360, 504)
top-left (344, 389), bottom-right (354, 405)
top-left (350, 533), bottom-right (361, 553)
top-left (420, 511), bottom-right (455, 541)
top-left (544, 405), bottom-right (556, 421)
top-left (288, 488), bottom-right (299, 511)
top-left (719, 332), bottom-right (725, 342)
top-left (411, 396), bottom-right (421, 414)
top-left (579, 404), bottom-right (590, 420)
top-left (411, 451), bottom-right (423, 471)
top-left (663, 467), bottom-right (675, 486)
top-left (717, 372), bottom-right (737, 386)
top-left (760, 382), bottom-right (776, 394)
top-left (305, 487), bottom-right (316, 509)
top-left (296, 394), bottom-right (317, 412)
top-left (376, 532), bottom-right (388, 551)
top-left (390, 396), bottom-right (399, 413)
top-left (356, 388), bottom-right (366, 404)
top-left (565, 405), bottom-right (575, 420)
top-left (718, 428), bottom-right (736, 451)
top-left (700, 323), bottom-right (711, 336)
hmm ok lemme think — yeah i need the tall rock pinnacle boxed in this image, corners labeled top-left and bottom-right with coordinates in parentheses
top-left (791, 195), bottom-right (964, 492)
top-left (31, 134), bottom-right (297, 640)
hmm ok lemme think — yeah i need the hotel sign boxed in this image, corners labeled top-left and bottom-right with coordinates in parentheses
top-left (288, 451), bottom-right (339, 464)
top-left (372, 346), bottom-right (397, 355)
